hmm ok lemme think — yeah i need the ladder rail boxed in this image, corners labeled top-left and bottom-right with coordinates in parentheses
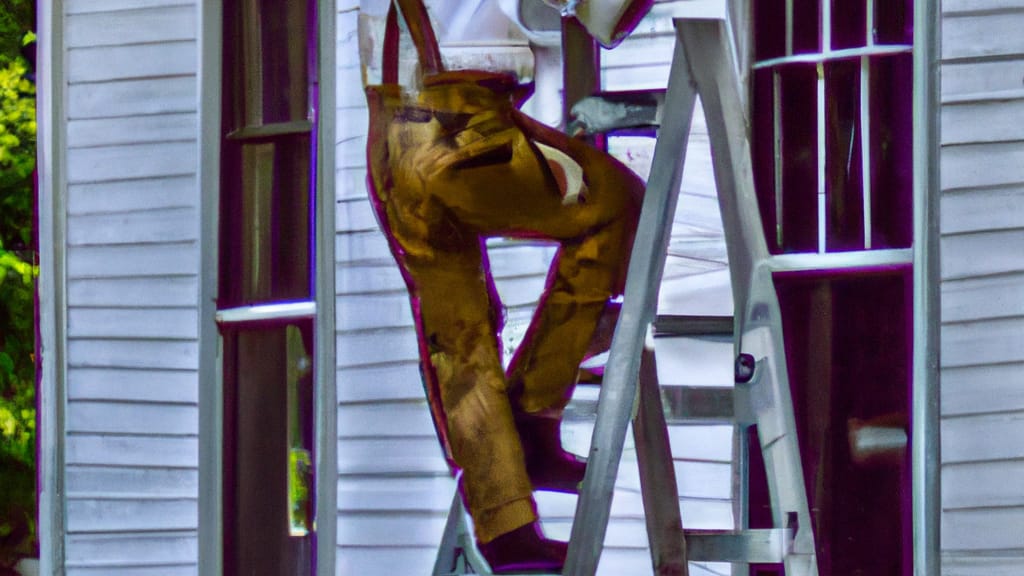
top-left (563, 26), bottom-right (698, 576)
top-left (633, 347), bottom-right (688, 576)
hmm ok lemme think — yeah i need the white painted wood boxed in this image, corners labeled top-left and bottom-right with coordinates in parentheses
top-left (69, 41), bottom-right (197, 83)
top-left (67, 566), bottom-right (197, 576)
top-left (939, 4), bottom-right (1024, 567)
top-left (69, 306), bottom-right (198, 342)
top-left (337, 437), bottom-right (450, 475)
top-left (942, 12), bottom-right (1024, 60)
top-left (941, 317), bottom-right (1024, 368)
top-left (66, 5), bottom-right (196, 48)
top-left (942, 362), bottom-right (1024, 417)
top-left (68, 176), bottom-right (197, 214)
top-left (942, 507), bottom-right (1024, 551)
top-left (335, 329), bottom-right (422, 367)
top-left (66, 466), bottom-right (198, 498)
top-left (65, 0), bottom-right (193, 15)
top-left (942, 412), bottom-right (1024, 464)
top-left (337, 476), bottom-right (456, 513)
top-left (68, 209), bottom-right (199, 246)
top-left (68, 338), bottom-right (198, 370)
top-left (941, 186), bottom-right (1024, 235)
top-left (68, 402), bottom-right (198, 435)
top-left (64, 532), bottom-right (197, 567)
top-left (942, 552), bottom-right (1024, 576)
top-left (940, 229), bottom-right (1024, 280)
top-left (68, 113), bottom-right (197, 149)
top-left (943, 0), bottom-right (1024, 14)
top-left (336, 547), bottom-right (442, 576)
top-left (941, 59), bottom-right (1024, 99)
top-left (943, 460), bottom-right (1024, 509)
top-left (68, 276), bottom-right (199, 307)
top-left (66, 499), bottom-right (198, 533)
top-left (942, 98), bottom-right (1024, 145)
top-left (336, 293), bottom-right (415, 331)
top-left (68, 367), bottom-right (198, 404)
top-left (335, 262), bottom-right (407, 295)
top-left (941, 141), bottom-right (1024, 191)
top-left (67, 243), bottom-right (197, 279)
top-left (66, 435), bottom-right (197, 468)
top-left (942, 273), bottom-right (1024, 323)
top-left (67, 142), bottom-right (197, 184)
top-left (335, 196), bottom-right (379, 234)
top-left (336, 362), bottom-right (425, 402)
top-left (69, 76), bottom-right (196, 119)
top-left (337, 401), bottom-right (438, 438)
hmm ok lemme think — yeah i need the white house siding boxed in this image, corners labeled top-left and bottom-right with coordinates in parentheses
top-left (940, 0), bottom-right (1024, 574)
top-left (61, 0), bottom-right (200, 573)
top-left (334, 2), bottom-right (733, 575)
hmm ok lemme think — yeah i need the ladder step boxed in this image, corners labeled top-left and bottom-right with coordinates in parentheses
top-left (662, 385), bottom-right (733, 422)
top-left (653, 314), bottom-right (734, 337)
top-left (565, 385), bottom-right (733, 423)
top-left (684, 528), bottom-right (791, 564)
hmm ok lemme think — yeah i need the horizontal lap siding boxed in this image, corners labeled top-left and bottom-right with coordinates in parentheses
top-left (941, 4), bottom-right (1024, 572)
top-left (62, 0), bottom-right (200, 572)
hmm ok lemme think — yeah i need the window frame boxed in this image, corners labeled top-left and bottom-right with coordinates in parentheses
top-left (197, 0), bottom-right (336, 574)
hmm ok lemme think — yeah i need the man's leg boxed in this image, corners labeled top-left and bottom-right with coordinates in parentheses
top-left (401, 252), bottom-right (538, 544)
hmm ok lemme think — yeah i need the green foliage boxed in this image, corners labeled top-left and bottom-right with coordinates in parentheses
top-left (0, 0), bottom-right (33, 65)
top-left (0, 20), bottom-right (37, 568)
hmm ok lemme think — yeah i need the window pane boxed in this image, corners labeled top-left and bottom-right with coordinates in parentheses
top-left (778, 64), bottom-right (819, 253)
top-left (825, 58), bottom-right (864, 251)
top-left (752, 68), bottom-right (780, 251)
top-left (874, 0), bottom-right (913, 45)
top-left (775, 268), bottom-right (911, 576)
top-left (869, 54), bottom-right (913, 249)
top-left (220, 135), bottom-right (312, 306)
top-left (223, 322), bottom-right (315, 576)
top-left (831, 0), bottom-right (866, 50)
top-left (792, 0), bottom-right (821, 55)
top-left (754, 0), bottom-right (787, 61)
top-left (227, 0), bottom-right (311, 130)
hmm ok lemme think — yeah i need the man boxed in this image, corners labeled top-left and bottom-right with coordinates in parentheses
top-left (363, 1), bottom-right (649, 571)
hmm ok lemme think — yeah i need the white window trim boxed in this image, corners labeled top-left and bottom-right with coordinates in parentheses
top-left (37, 0), bottom-right (68, 572)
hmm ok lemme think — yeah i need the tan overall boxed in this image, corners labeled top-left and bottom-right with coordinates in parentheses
top-left (365, 0), bottom-right (643, 543)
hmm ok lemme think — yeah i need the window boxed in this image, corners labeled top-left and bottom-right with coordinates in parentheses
top-left (749, 3), bottom-right (915, 575)
top-left (217, 1), bottom-right (319, 574)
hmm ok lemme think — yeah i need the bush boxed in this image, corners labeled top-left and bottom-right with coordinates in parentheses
top-left (0, 39), bottom-right (37, 570)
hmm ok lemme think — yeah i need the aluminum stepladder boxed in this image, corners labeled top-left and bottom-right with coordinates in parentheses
top-left (434, 17), bottom-right (814, 576)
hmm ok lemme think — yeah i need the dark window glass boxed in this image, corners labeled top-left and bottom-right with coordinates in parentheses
top-left (220, 135), bottom-right (312, 306)
top-left (754, 0), bottom-right (787, 61)
top-left (751, 67), bottom-right (780, 251)
top-left (775, 268), bottom-right (911, 576)
top-left (777, 64), bottom-right (819, 253)
top-left (824, 58), bottom-right (864, 251)
top-left (831, 0), bottom-right (866, 50)
top-left (869, 53), bottom-right (913, 249)
top-left (223, 322), bottom-right (315, 576)
top-left (875, 0), bottom-right (913, 45)
top-left (792, 0), bottom-right (821, 54)
top-left (225, 0), bottom-right (311, 131)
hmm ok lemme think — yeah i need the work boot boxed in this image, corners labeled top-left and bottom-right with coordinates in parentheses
top-left (515, 411), bottom-right (587, 493)
top-left (478, 521), bottom-right (569, 574)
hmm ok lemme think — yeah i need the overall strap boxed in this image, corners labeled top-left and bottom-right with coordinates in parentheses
top-left (382, 0), bottom-right (445, 85)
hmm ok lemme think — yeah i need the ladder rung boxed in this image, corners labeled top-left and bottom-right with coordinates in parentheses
top-left (653, 314), bottom-right (734, 337)
top-left (662, 385), bottom-right (733, 422)
top-left (684, 528), bottom-right (791, 564)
